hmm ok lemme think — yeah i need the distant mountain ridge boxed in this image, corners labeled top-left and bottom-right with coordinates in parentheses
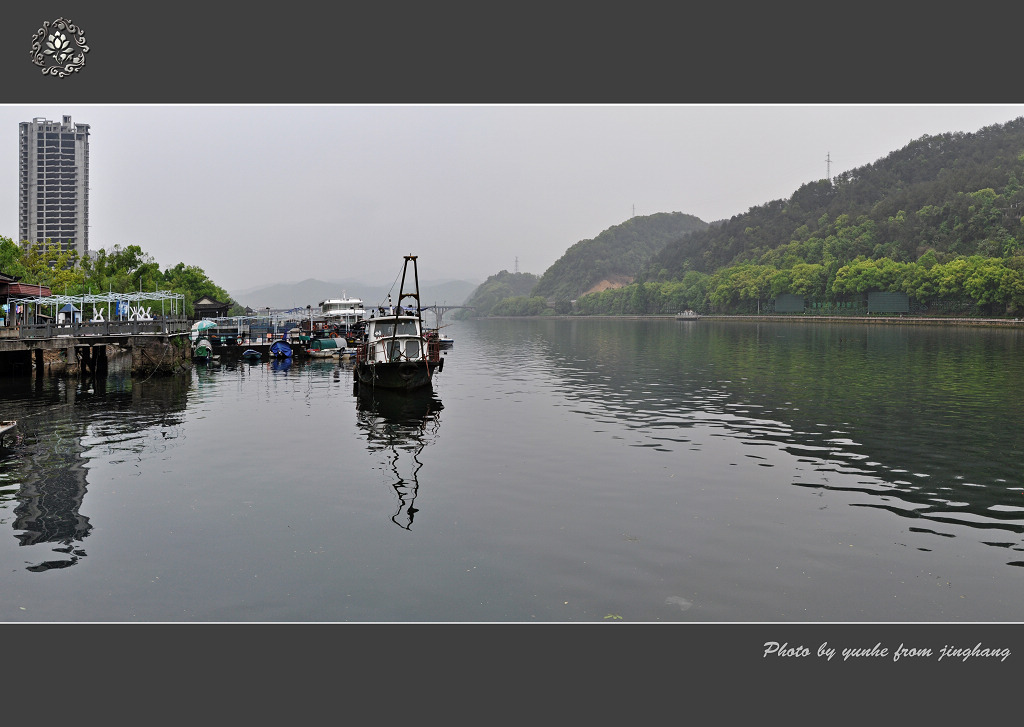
top-left (230, 277), bottom-right (480, 311)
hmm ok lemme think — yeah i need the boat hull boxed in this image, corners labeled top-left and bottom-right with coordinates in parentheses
top-left (355, 381), bottom-right (443, 421)
top-left (354, 359), bottom-right (441, 390)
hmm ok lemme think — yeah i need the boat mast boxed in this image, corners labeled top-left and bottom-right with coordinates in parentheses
top-left (400, 254), bottom-right (422, 329)
top-left (385, 254), bottom-right (421, 350)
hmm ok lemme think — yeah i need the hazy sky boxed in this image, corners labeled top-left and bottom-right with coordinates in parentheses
top-left (4, 104), bottom-right (1024, 295)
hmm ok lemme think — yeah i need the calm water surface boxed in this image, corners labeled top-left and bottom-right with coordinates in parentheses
top-left (1, 318), bottom-right (1022, 622)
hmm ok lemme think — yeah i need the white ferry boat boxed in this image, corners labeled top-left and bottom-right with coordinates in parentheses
top-left (318, 294), bottom-right (366, 330)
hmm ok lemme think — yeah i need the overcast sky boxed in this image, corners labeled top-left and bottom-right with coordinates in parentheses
top-left (3, 104), bottom-right (1024, 295)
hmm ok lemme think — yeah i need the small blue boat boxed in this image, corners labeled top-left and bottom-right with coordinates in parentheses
top-left (269, 341), bottom-right (293, 359)
top-left (241, 348), bottom-right (262, 361)
top-left (193, 336), bottom-right (214, 362)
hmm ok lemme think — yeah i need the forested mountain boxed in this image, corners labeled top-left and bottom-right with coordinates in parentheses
top-left (457, 270), bottom-right (540, 318)
top-left (647, 116), bottom-right (1024, 278)
top-left (571, 115), bottom-right (1024, 317)
top-left (531, 211), bottom-right (708, 301)
top-left (463, 115), bottom-right (1024, 318)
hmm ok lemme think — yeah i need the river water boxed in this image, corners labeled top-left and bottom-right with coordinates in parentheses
top-left (1, 317), bottom-right (1022, 622)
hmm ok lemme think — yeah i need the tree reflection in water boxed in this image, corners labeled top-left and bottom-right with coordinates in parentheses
top-left (354, 384), bottom-right (443, 529)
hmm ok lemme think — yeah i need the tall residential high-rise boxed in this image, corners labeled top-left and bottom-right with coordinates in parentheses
top-left (18, 115), bottom-right (90, 258)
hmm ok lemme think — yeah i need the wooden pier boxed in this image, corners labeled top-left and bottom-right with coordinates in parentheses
top-left (0, 318), bottom-right (193, 377)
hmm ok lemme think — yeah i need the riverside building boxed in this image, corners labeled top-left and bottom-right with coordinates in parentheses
top-left (18, 115), bottom-right (91, 258)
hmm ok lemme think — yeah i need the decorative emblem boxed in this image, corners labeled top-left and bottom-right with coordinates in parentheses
top-left (30, 18), bottom-right (89, 77)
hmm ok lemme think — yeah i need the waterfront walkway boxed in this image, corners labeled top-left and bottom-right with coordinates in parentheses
top-left (0, 318), bottom-right (192, 376)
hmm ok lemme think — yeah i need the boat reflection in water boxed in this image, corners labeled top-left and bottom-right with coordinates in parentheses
top-left (354, 384), bottom-right (443, 529)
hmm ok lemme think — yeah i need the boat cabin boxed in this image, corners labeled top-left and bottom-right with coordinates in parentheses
top-left (318, 295), bottom-right (365, 329)
top-left (364, 315), bottom-right (426, 363)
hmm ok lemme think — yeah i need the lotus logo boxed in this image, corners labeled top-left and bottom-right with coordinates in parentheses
top-left (31, 18), bottom-right (89, 77)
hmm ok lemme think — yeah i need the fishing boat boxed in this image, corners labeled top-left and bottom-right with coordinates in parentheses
top-left (193, 336), bottom-right (214, 362)
top-left (241, 348), bottom-right (262, 361)
top-left (676, 309), bottom-right (700, 320)
top-left (354, 255), bottom-right (444, 391)
top-left (269, 340), bottom-right (293, 359)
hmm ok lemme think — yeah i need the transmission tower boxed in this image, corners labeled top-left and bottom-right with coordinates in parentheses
top-left (514, 256), bottom-right (519, 273)
top-left (825, 152), bottom-right (832, 182)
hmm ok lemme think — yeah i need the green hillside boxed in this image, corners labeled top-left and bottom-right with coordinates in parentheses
top-left (576, 115), bottom-right (1024, 317)
top-left (648, 116), bottom-right (1024, 277)
top-left (457, 270), bottom-right (540, 318)
top-left (531, 211), bottom-right (708, 301)
top-left (465, 115), bottom-right (1024, 318)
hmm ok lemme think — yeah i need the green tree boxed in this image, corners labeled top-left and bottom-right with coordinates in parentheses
top-left (789, 263), bottom-right (826, 296)
top-left (0, 236), bottom-right (27, 278)
top-left (19, 240), bottom-right (85, 293)
top-left (162, 262), bottom-right (232, 317)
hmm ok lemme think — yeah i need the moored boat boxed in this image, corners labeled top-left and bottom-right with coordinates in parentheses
top-left (676, 309), bottom-right (700, 320)
top-left (354, 255), bottom-right (444, 391)
top-left (241, 348), bottom-right (262, 361)
top-left (306, 337), bottom-right (356, 358)
top-left (425, 328), bottom-right (454, 350)
top-left (193, 336), bottom-right (214, 362)
top-left (318, 294), bottom-right (366, 331)
top-left (269, 340), bottom-right (293, 359)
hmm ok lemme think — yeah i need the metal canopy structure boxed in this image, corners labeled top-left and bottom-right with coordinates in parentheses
top-left (7, 290), bottom-right (186, 322)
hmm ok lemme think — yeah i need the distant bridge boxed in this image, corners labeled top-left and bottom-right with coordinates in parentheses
top-left (420, 305), bottom-right (475, 328)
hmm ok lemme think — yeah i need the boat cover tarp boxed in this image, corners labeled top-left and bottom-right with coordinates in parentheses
top-left (309, 337), bottom-right (347, 351)
top-left (270, 341), bottom-right (293, 358)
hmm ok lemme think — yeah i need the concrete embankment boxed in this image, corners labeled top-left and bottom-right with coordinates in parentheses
top-left (534, 314), bottom-right (1024, 327)
top-left (695, 315), bottom-right (1024, 328)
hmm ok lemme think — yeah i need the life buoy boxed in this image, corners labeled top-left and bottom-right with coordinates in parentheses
top-left (236, 336), bottom-right (243, 345)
